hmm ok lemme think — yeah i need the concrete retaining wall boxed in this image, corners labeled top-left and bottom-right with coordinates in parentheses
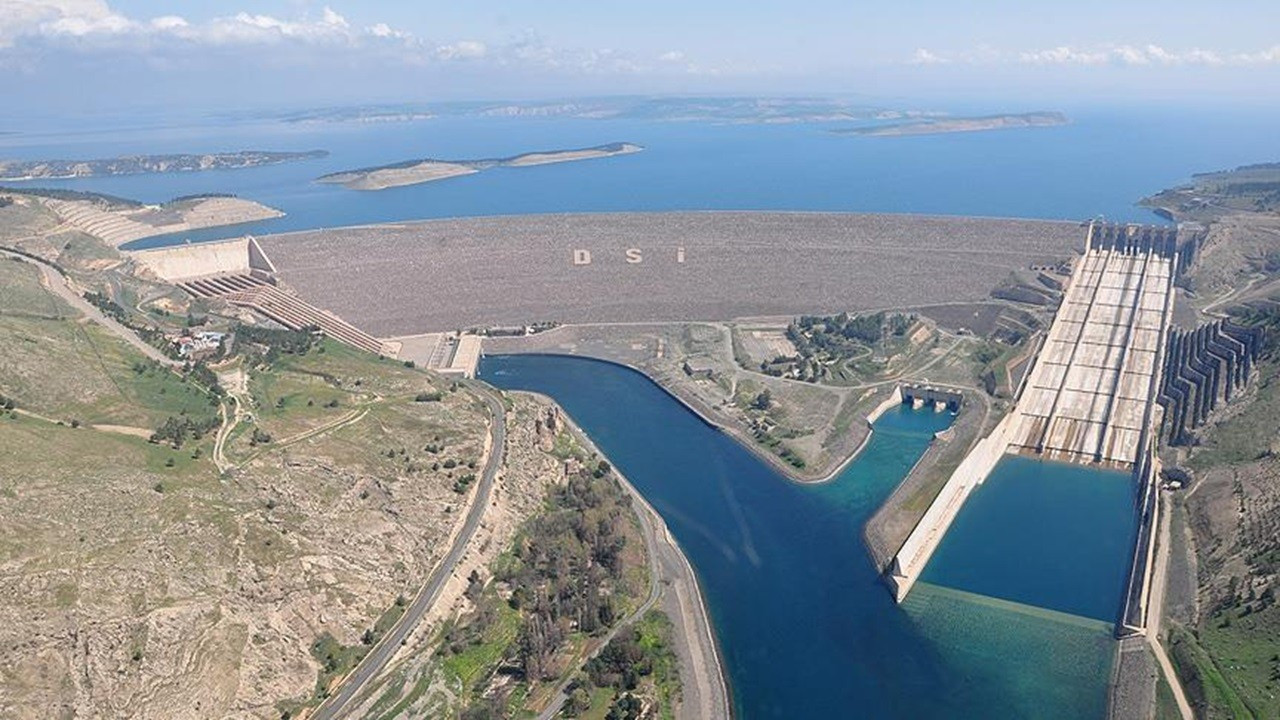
top-left (866, 386), bottom-right (905, 424)
top-left (887, 411), bottom-right (1020, 601)
top-left (130, 236), bottom-right (274, 282)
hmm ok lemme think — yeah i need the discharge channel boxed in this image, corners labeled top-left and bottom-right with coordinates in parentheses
top-left (480, 354), bottom-right (1119, 719)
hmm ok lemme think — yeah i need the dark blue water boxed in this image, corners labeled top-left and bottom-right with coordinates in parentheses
top-left (3, 106), bottom-right (1280, 248)
top-left (921, 455), bottom-right (1139, 623)
top-left (480, 354), bottom-right (1115, 719)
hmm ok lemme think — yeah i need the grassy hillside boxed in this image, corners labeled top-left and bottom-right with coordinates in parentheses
top-left (1171, 310), bottom-right (1280, 720)
top-left (0, 254), bottom-right (502, 718)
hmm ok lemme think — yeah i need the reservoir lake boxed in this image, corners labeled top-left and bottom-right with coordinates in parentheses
top-left (2, 104), bottom-right (1280, 248)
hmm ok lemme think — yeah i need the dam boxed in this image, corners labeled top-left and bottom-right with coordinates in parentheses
top-left (888, 221), bottom-right (1189, 634)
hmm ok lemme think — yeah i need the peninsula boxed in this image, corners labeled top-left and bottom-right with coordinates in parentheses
top-left (316, 142), bottom-right (644, 190)
top-left (1141, 161), bottom-right (1280, 220)
top-left (836, 111), bottom-right (1069, 137)
top-left (0, 149), bottom-right (328, 181)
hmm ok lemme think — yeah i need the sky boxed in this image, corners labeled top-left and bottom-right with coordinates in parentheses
top-left (1, 0), bottom-right (1279, 115)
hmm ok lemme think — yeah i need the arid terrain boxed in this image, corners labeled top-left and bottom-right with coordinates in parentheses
top-left (1140, 165), bottom-right (1280, 720)
top-left (0, 150), bottom-right (326, 181)
top-left (3, 190), bottom-right (282, 248)
top-left (0, 195), bottom-right (716, 719)
top-left (0, 247), bottom-right (493, 717)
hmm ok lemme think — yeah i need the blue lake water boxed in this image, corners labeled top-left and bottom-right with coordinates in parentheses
top-left (2, 105), bottom-right (1280, 249)
top-left (920, 455), bottom-right (1139, 623)
top-left (480, 354), bottom-right (1115, 719)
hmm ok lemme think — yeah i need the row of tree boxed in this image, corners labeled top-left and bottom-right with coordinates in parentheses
top-left (500, 465), bottom-right (635, 683)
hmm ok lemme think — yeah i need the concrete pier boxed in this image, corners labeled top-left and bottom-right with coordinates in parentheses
top-left (887, 221), bottom-right (1185, 615)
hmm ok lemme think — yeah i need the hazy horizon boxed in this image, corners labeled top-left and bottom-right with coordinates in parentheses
top-left (2, 1), bottom-right (1279, 117)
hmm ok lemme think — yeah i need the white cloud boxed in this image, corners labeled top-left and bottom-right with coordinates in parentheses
top-left (1020, 44), bottom-right (1238, 67)
top-left (321, 7), bottom-right (347, 30)
top-left (914, 42), bottom-right (1278, 68)
top-left (149, 15), bottom-right (188, 31)
top-left (367, 22), bottom-right (408, 40)
top-left (0, 1), bottom-right (714, 78)
top-left (0, 1), bottom-right (409, 49)
top-left (434, 40), bottom-right (486, 60)
top-left (1234, 45), bottom-right (1280, 64)
top-left (909, 48), bottom-right (949, 65)
top-left (1018, 46), bottom-right (1109, 66)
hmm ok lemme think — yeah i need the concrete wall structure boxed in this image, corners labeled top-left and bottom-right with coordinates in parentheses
top-left (867, 386), bottom-right (905, 424)
top-left (887, 411), bottom-right (1021, 600)
top-left (900, 383), bottom-right (963, 411)
top-left (887, 221), bottom-right (1181, 622)
top-left (1158, 321), bottom-right (1264, 445)
top-left (439, 335), bottom-right (483, 379)
top-left (131, 236), bottom-right (274, 282)
top-left (253, 212), bottom-right (1084, 336)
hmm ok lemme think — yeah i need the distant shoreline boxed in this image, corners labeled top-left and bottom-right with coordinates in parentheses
top-left (316, 142), bottom-right (644, 191)
top-left (0, 150), bottom-right (328, 182)
top-left (835, 111), bottom-right (1069, 137)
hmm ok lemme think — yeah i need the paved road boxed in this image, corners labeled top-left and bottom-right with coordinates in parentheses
top-left (1, 247), bottom-right (180, 368)
top-left (312, 382), bottom-right (506, 720)
top-left (1147, 490), bottom-right (1195, 720)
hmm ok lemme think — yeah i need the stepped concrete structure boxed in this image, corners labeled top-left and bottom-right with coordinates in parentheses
top-left (887, 221), bottom-right (1194, 635)
top-left (129, 237), bottom-right (389, 356)
top-left (1005, 242), bottom-right (1174, 467)
top-left (47, 199), bottom-right (161, 247)
top-left (1158, 321), bottom-right (1263, 446)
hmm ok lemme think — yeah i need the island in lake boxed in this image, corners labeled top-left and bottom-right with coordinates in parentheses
top-left (316, 142), bottom-right (644, 190)
top-left (0, 149), bottom-right (328, 181)
top-left (278, 97), bottom-right (922, 125)
top-left (836, 111), bottom-right (1069, 137)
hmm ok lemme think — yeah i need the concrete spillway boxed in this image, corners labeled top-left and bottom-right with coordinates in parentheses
top-left (888, 222), bottom-right (1182, 626)
top-left (1006, 244), bottom-right (1174, 466)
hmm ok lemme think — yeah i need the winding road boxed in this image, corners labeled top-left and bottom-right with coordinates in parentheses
top-left (311, 382), bottom-right (507, 720)
top-left (1, 246), bottom-right (180, 368)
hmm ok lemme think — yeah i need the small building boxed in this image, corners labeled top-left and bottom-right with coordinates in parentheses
top-left (175, 330), bottom-right (226, 358)
top-left (682, 357), bottom-right (716, 380)
top-left (438, 334), bottom-right (483, 379)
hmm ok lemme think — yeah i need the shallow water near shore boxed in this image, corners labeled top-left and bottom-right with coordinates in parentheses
top-left (480, 354), bottom-right (1116, 719)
